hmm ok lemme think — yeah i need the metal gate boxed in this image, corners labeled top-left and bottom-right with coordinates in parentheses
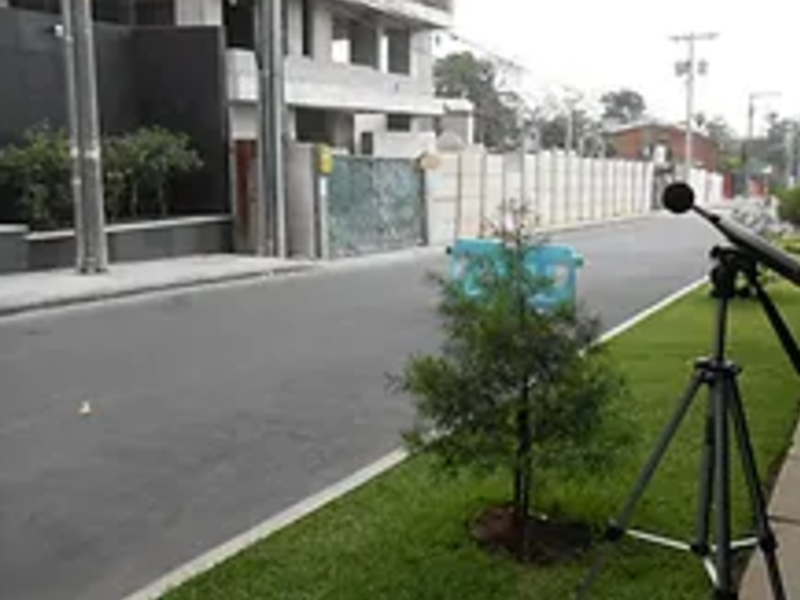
top-left (327, 155), bottom-right (425, 258)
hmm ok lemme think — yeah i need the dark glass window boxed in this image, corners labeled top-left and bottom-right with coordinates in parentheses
top-left (9, 0), bottom-right (175, 25)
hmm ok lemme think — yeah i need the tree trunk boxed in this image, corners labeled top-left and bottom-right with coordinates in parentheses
top-left (514, 401), bottom-right (533, 560)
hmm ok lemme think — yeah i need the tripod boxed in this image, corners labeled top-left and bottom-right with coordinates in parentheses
top-left (576, 245), bottom-right (800, 600)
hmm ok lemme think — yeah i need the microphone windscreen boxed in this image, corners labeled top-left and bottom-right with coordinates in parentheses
top-left (662, 182), bottom-right (695, 213)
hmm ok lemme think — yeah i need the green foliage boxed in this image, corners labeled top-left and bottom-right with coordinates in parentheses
top-left (600, 89), bottom-right (647, 125)
top-left (0, 124), bottom-right (72, 229)
top-left (777, 186), bottom-right (800, 228)
top-left (392, 206), bottom-right (631, 539)
top-left (434, 51), bottom-right (520, 149)
top-left (113, 127), bottom-right (203, 218)
top-left (0, 124), bottom-right (203, 229)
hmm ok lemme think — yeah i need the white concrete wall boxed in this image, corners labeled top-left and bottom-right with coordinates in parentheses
top-left (372, 131), bottom-right (437, 158)
top-left (426, 148), bottom-right (725, 245)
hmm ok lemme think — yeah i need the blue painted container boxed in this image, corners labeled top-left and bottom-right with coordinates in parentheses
top-left (447, 237), bottom-right (584, 311)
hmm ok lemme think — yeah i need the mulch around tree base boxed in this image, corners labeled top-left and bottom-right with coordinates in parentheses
top-left (471, 504), bottom-right (594, 565)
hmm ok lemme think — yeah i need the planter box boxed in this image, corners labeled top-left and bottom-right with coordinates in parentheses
top-left (0, 225), bottom-right (29, 274)
top-left (25, 215), bottom-right (233, 272)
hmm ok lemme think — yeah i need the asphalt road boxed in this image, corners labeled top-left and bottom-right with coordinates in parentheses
top-left (0, 214), bottom-right (723, 600)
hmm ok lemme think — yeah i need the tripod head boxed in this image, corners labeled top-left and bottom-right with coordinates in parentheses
top-left (705, 244), bottom-right (800, 378)
top-left (708, 246), bottom-right (759, 301)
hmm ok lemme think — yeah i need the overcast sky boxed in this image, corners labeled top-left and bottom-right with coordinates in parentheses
top-left (448, 0), bottom-right (797, 135)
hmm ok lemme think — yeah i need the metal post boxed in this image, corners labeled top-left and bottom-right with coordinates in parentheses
top-left (66, 0), bottom-right (108, 273)
top-left (254, 0), bottom-right (287, 257)
top-left (684, 38), bottom-right (695, 182)
top-left (743, 91), bottom-right (782, 196)
top-left (519, 116), bottom-right (528, 214)
top-left (59, 0), bottom-right (86, 272)
top-left (253, 2), bottom-right (269, 256)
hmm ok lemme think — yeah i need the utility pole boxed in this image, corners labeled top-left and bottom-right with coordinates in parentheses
top-left (743, 91), bottom-right (781, 195)
top-left (61, 0), bottom-right (108, 273)
top-left (785, 122), bottom-right (797, 189)
top-left (671, 31), bottom-right (718, 182)
top-left (254, 0), bottom-right (287, 258)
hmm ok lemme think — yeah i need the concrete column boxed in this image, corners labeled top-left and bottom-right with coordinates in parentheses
top-left (286, 0), bottom-right (303, 56)
top-left (411, 30), bottom-right (434, 91)
top-left (311, 0), bottom-right (333, 62)
top-left (175, 0), bottom-right (222, 26)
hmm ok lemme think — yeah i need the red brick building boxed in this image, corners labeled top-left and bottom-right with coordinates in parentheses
top-left (607, 121), bottom-right (721, 172)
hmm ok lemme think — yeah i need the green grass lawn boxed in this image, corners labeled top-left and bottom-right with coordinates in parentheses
top-left (161, 285), bottom-right (800, 600)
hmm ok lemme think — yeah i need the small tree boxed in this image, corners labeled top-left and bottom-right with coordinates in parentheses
top-left (393, 204), bottom-right (630, 561)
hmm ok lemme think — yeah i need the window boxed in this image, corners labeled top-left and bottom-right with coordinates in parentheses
top-left (387, 114), bottom-right (413, 132)
top-left (331, 16), bottom-right (351, 64)
top-left (301, 0), bottom-right (313, 57)
top-left (9, 0), bottom-right (60, 14)
top-left (386, 29), bottom-right (411, 75)
top-left (10, 0), bottom-right (176, 25)
top-left (224, 0), bottom-right (255, 49)
top-left (133, 0), bottom-right (175, 26)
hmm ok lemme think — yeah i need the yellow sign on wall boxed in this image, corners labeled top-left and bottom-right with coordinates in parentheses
top-left (317, 144), bottom-right (334, 175)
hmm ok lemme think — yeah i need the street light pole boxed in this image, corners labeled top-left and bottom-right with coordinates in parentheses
top-left (743, 91), bottom-right (781, 195)
top-left (671, 31), bottom-right (718, 182)
top-left (254, 0), bottom-right (287, 258)
top-left (61, 0), bottom-right (108, 273)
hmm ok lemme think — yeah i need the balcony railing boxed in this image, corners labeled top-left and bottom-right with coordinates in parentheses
top-left (331, 0), bottom-right (453, 28)
top-left (227, 50), bottom-right (444, 115)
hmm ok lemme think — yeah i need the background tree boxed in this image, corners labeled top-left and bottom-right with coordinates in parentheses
top-left (434, 51), bottom-right (521, 149)
top-left (393, 205), bottom-right (630, 562)
top-left (600, 88), bottom-right (647, 125)
top-left (703, 115), bottom-right (742, 171)
top-left (743, 112), bottom-right (800, 189)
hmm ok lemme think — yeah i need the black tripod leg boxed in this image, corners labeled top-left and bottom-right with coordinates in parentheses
top-left (573, 369), bottom-right (706, 600)
top-left (693, 392), bottom-right (716, 557)
top-left (728, 377), bottom-right (787, 600)
top-left (713, 374), bottom-right (735, 598)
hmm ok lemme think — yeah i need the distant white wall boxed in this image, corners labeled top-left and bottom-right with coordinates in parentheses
top-left (426, 148), bottom-right (724, 245)
top-left (372, 131), bottom-right (437, 158)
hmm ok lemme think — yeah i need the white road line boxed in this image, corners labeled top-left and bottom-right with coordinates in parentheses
top-left (119, 274), bottom-right (708, 600)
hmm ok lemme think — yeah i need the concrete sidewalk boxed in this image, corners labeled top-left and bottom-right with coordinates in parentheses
top-left (741, 421), bottom-right (800, 599)
top-left (0, 254), bottom-right (316, 318)
top-left (0, 211), bottom-right (668, 319)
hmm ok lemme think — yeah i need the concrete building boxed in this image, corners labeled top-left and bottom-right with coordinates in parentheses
top-left (4, 0), bottom-right (454, 156)
top-left (212, 0), bottom-right (452, 157)
top-left (606, 120), bottom-right (721, 173)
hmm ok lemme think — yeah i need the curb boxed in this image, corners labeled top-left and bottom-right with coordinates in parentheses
top-left (0, 264), bottom-right (316, 320)
top-left (0, 212), bottom-right (659, 320)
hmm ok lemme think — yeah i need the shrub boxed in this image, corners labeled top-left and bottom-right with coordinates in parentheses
top-left (0, 124), bottom-right (203, 229)
top-left (777, 186), bottom-right (800, 228)
top-left (118, 127), bottom-right (203, 218)
top-left (0, 124), bottom-right (72, 229)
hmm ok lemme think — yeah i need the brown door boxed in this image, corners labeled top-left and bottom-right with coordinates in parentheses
top-left (234, 140), bottom-right (256, 252)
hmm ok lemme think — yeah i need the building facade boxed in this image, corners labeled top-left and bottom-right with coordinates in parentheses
top-left (607, 121), bottom-right (721, 173)
top-left (3, 0), bottom-right (453, 156)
